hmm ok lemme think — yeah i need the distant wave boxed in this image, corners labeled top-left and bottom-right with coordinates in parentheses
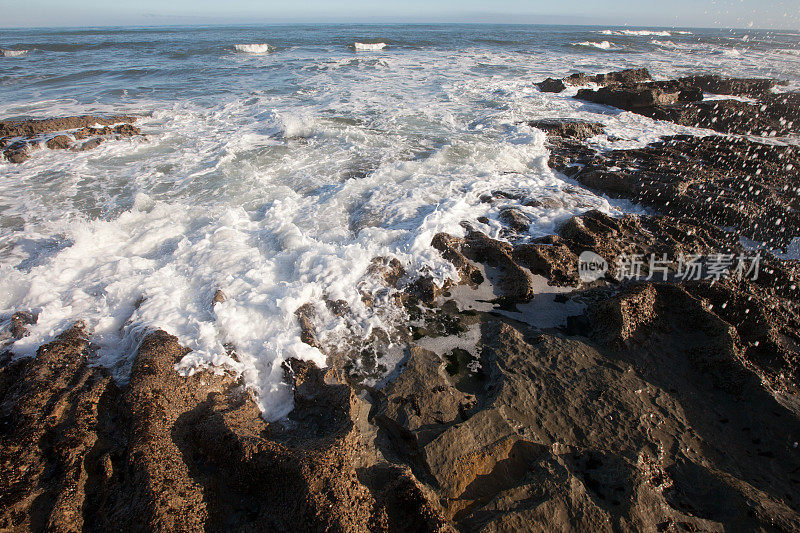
top-left (651, 40), bottom-right (679, 48)
top-left (353, 42), bottom-right (386, 51)
top-left (599, 29), bottom-right (690, 37)
top-left (0, 49), bottom-right (29, 57)
top-left (572, 41), bottom-right (615, 50)
top-left (234, 43), bottom-right (273, 54)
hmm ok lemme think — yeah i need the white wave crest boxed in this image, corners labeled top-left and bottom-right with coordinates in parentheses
top-left (234, 43), bottom-right (274, 54)
top-left (599, 29), bottom-right (675, 37)
top-left (572, 41), bottom-right (615, 50)
top-left (353, 42), bottom-right (387, 51)
top-left (1, 49), bottom-right (29, 57)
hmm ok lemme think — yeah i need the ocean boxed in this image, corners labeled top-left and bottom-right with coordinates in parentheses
top-left (1, 24), bottom-right (798, 418)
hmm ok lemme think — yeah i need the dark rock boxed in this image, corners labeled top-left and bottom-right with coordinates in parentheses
top-left (77, 138), bottom-right (103, 151)
top-left (576, 85), bottom-right (680, 111)
top-left (564, 68), bottom-right (652, 87)
top-left (45, 134), bottom-right (72, 150)
top-left (0, 115), bottom-right (137, 139)
top-left (536, 77), bottom-right (567, 93)
top-left (498, 207), bottom-right (531, 233)
top-left (528, 119), bottom-right (604, 140)
top-left (678, 74), bottom-right (776, 97)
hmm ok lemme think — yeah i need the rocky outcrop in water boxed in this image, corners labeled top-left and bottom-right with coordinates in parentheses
top-left (0, 115), bottom-right (143, 163)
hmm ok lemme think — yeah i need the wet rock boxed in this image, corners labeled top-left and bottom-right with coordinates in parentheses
top-left (431, 234), bottom-right (483, 287)
top-left (295, 303), bottom-right (320, 349)
top-left (678, 74), bottom-right (776, 98)
top-left (211, 289), bottom-right (227, 305)
top-left (498, 207), bottom-right (531, 233)
top-left (0, 115), bottom-right (137, 139)
top-left (9, 311), bottom-right (36, 339)
top-left (536, 77), bottom-right (567, 93)
top-left (368, 256), bottom-right (406, 287)
top-left (577, 85), bottom-right (680, 110)
top-left (2, 141), bottom-right (30, 163)
top-left (571, 74), bottom-right (798, 136)
top-left (77, 138), bottom-right (104, 151)
top-left (45, 134), bottom-right (72, 150)
top-left (564, 68), bottom-right (652, 87)
top-left (1, 115), bottom-right (142, 163)
top-left (463, 231), bottom-right (534, 303)
top-left (528, 118), bottom-right (604, 140)
top-left (551, 135), bottom-right (800, 248)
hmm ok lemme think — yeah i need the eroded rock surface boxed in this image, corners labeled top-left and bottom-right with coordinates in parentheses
top-left (1, 115), bottom-right (143, 163)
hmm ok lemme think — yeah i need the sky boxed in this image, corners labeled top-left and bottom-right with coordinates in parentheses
top-left (1, 0), bottom-right (799, 29)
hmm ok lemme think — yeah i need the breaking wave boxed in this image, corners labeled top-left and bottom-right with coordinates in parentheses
top-left (572, 41), bottom-right (615, 50)
top-left (353, 42), bottom-right (387, 51)
top-left (1, 49), bottom-right (29, 57)
top-left (234, 43), bottom-right (274, 54)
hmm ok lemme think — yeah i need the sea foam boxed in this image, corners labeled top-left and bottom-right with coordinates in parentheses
top-left (353, 42), bottom-right (387, 51)
top-left (234, 43), bottom-right (274, 54)
top-left (572, 41), bottom-right (615, 50)
top-left (1, 49), bottom-right (29, 57)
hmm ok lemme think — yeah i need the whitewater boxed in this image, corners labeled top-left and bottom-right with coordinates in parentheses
top-left (1, 24), bottom-right (799, 419)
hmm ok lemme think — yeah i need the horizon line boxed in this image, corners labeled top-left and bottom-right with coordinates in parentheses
top-left (1, 21), bottom-right (796, 32)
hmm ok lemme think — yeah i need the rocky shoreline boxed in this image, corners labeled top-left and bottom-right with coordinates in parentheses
top-left (2, 71), bottom-right (800, 531)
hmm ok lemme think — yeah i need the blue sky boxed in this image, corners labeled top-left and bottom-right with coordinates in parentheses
top-left (1, 0), bottom-right (799, 29)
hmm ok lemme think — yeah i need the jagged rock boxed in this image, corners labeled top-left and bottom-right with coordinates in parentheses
top-left (0, 115), bottom-right (137, 139)
top-left (3, 141), bottom-right (30, 163)
top-left (550, 135), bottom-right (800, 248)
top-left (431, 234), bottom-right (483, 287)
top-left (368, 256), bottom-right (406, 287)
top-left (1, 115), bottom-right (142, 163)
top-left (212, 289), bottom-right (227, 305)
top-left (295, 303), bottom-right (320, 348)
top-left (9, 311), bottom-right (36, 339)
top-left (463, 231), bottom-right (534, 303)
top-left (45, 135), bottom-right (72, 150)
top-left (536, 77), bottom-right (566, 93)
top-left (498, 207), bottom-right (531, 233)
top-left (678, 74), bottom-right (776, 97)
top-left (577, 85), bottom-right (680, 110)
top-left (564, 68), bottom-right (652, 87)
top-left (528, 119), bottom-right (604, 140)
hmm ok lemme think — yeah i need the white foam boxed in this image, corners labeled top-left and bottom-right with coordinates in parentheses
top-left (234, 43), bottom-right (273, 54)
top-left (353, 42), bottom-right (387, 51)
top-left (572, 41), bottom-right (615, 50)
top-left (599, 29), bottom-right (674, 37)
top-left (1, 49), bottom-right (29, 57)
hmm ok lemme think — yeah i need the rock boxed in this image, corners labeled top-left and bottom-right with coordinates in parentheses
top-left (536, 77), bottom-right (567, 93)
top-left (212, 289), bottom-right (227, 305)
top-left (498, 207), bottom-right (531, 233)
top-left (2, 141), bottom-right (30, 163)
top-left (367, 256), bottom-right (406, 287)
top-left (9, 311), bottom-right (36, 339)
top-left (0, 115), bottom-right (142, 163)
top-left (45, 134), bottom-right (72, 150)
top-left (295, 302), bottom-right (320, 348)
top-left (564, 68), bottom-right (652, 87)
top-left (528, 119), bottom-right (604, 140)
top-left (0, 115), bottom-right (137, 139)
top-left (551, 134), bottom-right (800, 248)
top-left (678, 74), bottom-right (776, 97)
top-left (431, 234), bottom-right (483, 287)
top-left (77, 138), bottom-right (103, 151)
top-left (463, 231), bottom-right (534, 304)
top-left (576, 85), bottom-right (680, 110)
